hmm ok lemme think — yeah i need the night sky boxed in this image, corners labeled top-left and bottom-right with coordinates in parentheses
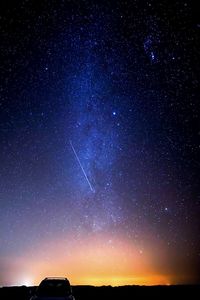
top-left (0, 0), bottom-right (200, 286)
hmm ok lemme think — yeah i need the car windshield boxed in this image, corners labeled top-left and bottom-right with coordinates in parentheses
top-left (36, 280), bottom-right (71, 297)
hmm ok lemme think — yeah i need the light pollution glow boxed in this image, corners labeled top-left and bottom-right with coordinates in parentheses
top-left (1, 232), bottom-right (186, 287)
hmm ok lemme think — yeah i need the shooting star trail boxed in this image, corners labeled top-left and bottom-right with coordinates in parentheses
top-left (70, 140), bottom-right (95, 193)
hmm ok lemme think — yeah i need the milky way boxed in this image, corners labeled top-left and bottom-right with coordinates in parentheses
top-left (0, 0), bottom-right (199, 286)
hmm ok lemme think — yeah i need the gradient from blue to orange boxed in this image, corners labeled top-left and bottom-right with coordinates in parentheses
top-left (0, 0), bottom-right (199, 286)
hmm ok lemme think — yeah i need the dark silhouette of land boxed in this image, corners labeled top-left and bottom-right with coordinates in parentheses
top-left (0, 284), bottom-right (199, 300)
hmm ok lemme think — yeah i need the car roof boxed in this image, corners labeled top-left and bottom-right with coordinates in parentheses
top-left (43, 277), bottom-right (69, 281)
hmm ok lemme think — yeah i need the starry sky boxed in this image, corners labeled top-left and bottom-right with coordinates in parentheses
top-left (0, 0), bottom-right (200, 286)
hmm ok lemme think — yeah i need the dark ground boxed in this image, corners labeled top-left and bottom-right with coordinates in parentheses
top-left (0, 285), bottom-right (200, 300)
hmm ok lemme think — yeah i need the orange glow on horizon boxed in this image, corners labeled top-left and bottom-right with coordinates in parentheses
top-left (1, 232), bottom-right (178, 287)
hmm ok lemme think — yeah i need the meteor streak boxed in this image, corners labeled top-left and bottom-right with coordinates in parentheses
top-left (70, 140), bottom-right (95, 193)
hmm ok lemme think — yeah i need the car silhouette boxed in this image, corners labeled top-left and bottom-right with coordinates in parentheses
top-left (30, 277), bottom-right (75, 300)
